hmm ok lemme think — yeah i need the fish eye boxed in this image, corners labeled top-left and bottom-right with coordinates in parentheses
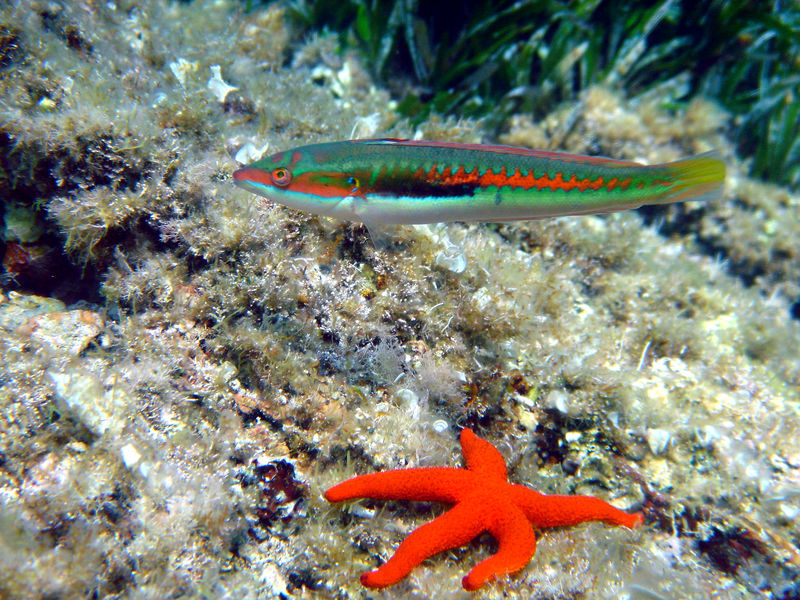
top-left (271, 167), bottom-right (292, 187)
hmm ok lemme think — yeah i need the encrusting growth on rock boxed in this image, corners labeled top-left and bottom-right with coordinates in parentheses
top-left (326, 428), bottom-right (643, 591)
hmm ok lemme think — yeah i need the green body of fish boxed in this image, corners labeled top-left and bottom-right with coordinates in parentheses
top-left (233, 139), bottom-right (725, 224)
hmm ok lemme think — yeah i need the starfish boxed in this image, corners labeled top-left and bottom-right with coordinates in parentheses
top-left (325, 428), bottom-right (643, 591)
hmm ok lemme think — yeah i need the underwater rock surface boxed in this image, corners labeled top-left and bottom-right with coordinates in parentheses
top-left (0, 1), bottom-right (799, 598)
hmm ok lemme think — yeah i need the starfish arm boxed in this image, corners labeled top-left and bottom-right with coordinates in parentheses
top-left (462, 504), bottom-right (537, 591)
top-left (460, 429), bottom-right (507, 480)
top-left (360, 500), bottom-right (489, 588)
top-left (325, 468), bottom-right (472, 504)
top-left (509, 484), bottom-right (643, 529)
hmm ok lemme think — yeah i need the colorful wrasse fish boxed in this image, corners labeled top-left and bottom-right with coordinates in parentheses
top-left (233, 139), bottom-right (725, 224)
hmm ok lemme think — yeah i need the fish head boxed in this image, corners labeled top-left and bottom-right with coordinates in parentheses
top-left (233, 144), bottom-right (363, 220)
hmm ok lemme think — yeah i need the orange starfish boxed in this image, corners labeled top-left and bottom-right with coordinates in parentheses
top-left (325, 428), bottom-right (642, 591)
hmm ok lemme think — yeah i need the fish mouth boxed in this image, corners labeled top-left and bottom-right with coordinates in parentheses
top-left (232, 168), bottom-right (272, 199)
top-left (232, 167), bottom-right (273, 187)
top-left (231, 174), bottom-right (255, 192)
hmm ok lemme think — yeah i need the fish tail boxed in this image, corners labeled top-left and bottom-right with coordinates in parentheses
top-left (658, 152), bottom-right (726, 203)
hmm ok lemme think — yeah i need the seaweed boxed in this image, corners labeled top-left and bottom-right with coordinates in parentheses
top-left (286, 0), bottom-right (800, 189)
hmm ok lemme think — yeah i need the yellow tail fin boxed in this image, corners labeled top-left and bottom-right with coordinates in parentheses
top-left (661, 152), bottom-right (726, 203)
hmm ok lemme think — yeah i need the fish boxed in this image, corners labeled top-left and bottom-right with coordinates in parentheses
top-left (232, 138), bottom-right (725, 225)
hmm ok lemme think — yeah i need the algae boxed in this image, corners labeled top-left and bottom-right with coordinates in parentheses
top-left (0, 1), bottom-right (799, 599)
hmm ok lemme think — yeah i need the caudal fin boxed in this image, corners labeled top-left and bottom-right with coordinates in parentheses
top-left (660, 152), bottom-right (726, 203)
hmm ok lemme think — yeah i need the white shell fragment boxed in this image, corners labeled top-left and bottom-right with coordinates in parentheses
top-left (169, 57), bottom-right (197, 87)
top-left (394, 388), bottom-right (419, 404)
top-left (120, 443), bottom-right (142, 468)
top-left (544, 389), bottom-right (569, 414)
top-left (235, 141), bottom-right (270, 164)
top-left (647, 428), bottom-right (672, 455)
top-left (435, 236), bottom-right (467, 273)
top-left (432, 419), bottom-right (449, 433)
top-left (207, 65), bottom-right (237, 102)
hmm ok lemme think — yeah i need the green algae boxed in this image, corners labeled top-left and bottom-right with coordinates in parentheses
top-left (287, 0), bottom-right (800, 190)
